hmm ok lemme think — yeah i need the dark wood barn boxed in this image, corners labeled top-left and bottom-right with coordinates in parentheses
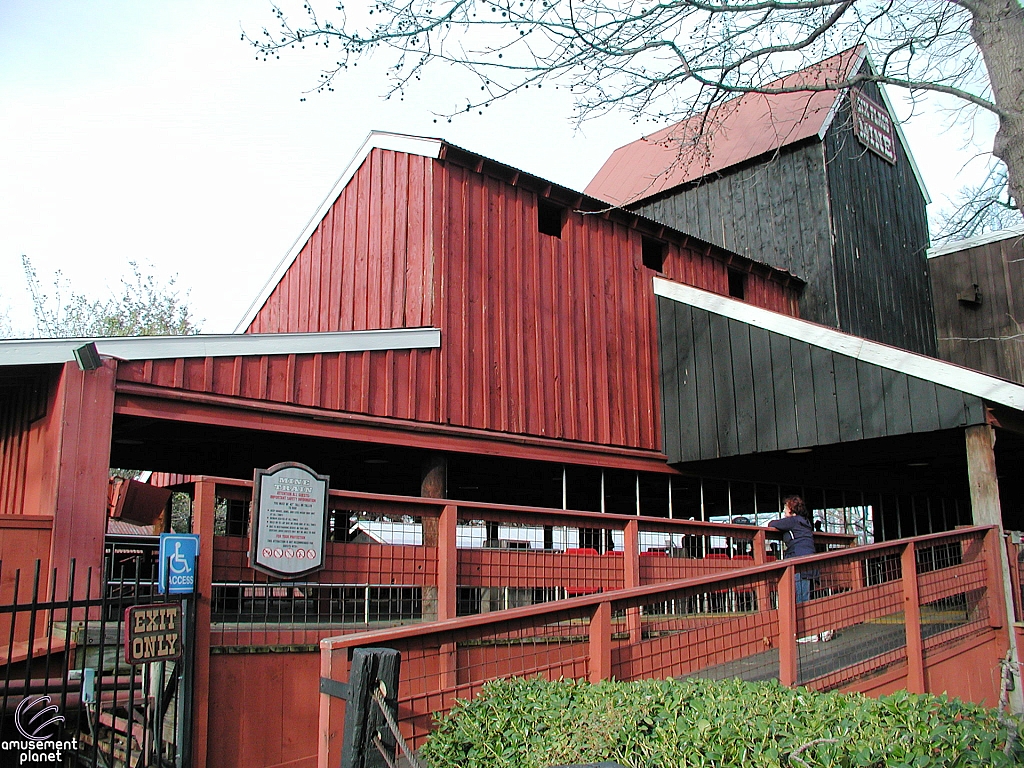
top-left (928, 228), bottom-right (1024, 384)
top-left (587, 47), bottom-right (937, 357)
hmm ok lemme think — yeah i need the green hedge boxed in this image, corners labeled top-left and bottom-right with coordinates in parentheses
top-left (419, 678), bottom-right (1021, 768)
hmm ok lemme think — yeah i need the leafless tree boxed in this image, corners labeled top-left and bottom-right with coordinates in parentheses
top-left (933, 160), bottom-right (1021, 242)
top-left (246, 0), bottom-right (1024, 218)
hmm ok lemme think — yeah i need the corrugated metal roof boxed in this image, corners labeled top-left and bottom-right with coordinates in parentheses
top-left (585, 48), bottom-right (865, 206)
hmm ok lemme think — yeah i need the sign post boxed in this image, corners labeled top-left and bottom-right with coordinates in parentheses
top-left (250, 461), bottom-right (330, 579)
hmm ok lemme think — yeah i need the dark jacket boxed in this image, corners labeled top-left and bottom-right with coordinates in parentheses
top-left (767, 515), bottom-right (815, 558)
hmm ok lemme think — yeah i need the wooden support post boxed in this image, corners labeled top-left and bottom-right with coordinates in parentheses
top-left (986, 527), bottom-right (1008, 630)
top-left (623, 520), bottom-right (642, 643)
top-left (437, 504), bottom-right (458, 621)
top-left (437, 504), bottom-right (459, 691)
top-left (589, 601), bottom-right (612, 683)
top-left (777, 567), bottom-right (798, 687)
top-left (753, 530), bottom-right (769, 613)
top-left (192, 478), bottom-right (216, 768)
top-left (420, 454), bottom-right (447, 620)
top-left (966, 424), bottom-right (1001, 527)
top-left (901, 542), bottom-right (925, 693)
top-left (965, 425), bottom-right (1022, 712)
top-left (319, 647), bottom-right (351, 768)
top-left (48, 361), bottom-right (116, 600)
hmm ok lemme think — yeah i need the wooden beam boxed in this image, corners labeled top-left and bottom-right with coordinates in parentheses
top-left (965, 424), bottom-right (1001, 526)
top-left (192, 478), bottom-right (216, 768)
top-left (589, 601), bottom-right (612, 683)
top-left (901, 543), bottom-right (925, 693)
top-left (49, 361), bottom-right (116, 600)
top-left (777, 568), bottom-right (798, 686)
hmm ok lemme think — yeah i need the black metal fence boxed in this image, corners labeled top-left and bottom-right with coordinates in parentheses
top-left (1, 541), bottom-right (193, 767)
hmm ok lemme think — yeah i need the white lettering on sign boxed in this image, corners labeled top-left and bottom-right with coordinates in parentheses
top-left (852, 90), bottom-right (897, 165)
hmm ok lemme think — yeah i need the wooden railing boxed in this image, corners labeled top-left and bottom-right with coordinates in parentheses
top-left (316, 525), bottom-right (1005, 768)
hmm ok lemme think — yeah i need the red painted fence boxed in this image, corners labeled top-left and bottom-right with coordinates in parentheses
top-left (317, 526), bottom-right (1008, 768)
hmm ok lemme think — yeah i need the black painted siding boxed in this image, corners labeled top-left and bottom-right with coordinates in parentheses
top-left (634, 80), bottom-right (934, 356)
top-left (636, 142), bottom-right (838, 327)
top-left (823, 78), bottom-right (936, 356)
top-left (658, 297), bottom-right (986, 463)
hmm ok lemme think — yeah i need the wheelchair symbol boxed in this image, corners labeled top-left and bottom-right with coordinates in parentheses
top-left (169, 542), bottom-right (192, 574)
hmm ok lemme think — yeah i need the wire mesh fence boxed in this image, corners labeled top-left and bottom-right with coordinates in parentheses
top-left (202, 480), bottom-right (855, 649)
top-left (318, 526), bottom-right (1001, 757)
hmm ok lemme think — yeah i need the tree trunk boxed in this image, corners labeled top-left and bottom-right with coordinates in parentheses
top-left (972, 0), bottom-right (1024, 218)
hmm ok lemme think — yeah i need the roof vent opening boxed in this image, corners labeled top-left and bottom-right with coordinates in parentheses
top-left (642, 236), bottom-right (666, 272)
top-left (537, 199), bottom-right (565, 238)
top-left (728, 269), bottom-right (747, 301)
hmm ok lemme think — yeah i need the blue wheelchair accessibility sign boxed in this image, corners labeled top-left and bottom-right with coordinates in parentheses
top-left (159, 533), bottom-right (199, 595)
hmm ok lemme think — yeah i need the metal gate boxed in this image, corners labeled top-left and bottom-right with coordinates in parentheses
top-left (1, 537), bottom-right (194, 767)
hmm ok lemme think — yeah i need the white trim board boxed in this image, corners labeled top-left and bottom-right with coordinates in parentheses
top-left (0, 327), bottom-right (442, 367)
top-left (928, 227), bottom-right (1024, 259)
top-left (234, 131), bottom-right (444, 333)
top-left (653, 277), bottom-right (1024, 411)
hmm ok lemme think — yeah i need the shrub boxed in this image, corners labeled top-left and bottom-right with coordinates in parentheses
top-left (419, 677), bottom-right (1020, 768)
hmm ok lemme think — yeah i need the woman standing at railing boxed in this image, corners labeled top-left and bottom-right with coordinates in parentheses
top-left (768, 496), bottom-right (816, 603)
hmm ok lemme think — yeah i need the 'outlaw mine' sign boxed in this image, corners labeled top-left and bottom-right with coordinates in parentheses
top-left (250, 461), bottom-right (330, 579)
top-left (124, 603), bottom-right (182, 664)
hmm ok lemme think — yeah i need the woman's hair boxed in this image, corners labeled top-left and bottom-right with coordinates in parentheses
top-left (784, 495), bottom-right (812, 523)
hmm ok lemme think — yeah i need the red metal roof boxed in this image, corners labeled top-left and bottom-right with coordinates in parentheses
top-left (585, 47), bottom-right (865, 207)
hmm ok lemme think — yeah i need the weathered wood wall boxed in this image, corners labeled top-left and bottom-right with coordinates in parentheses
top-left (634, 78), bottom-right (934, 356)
top-left (635, 142), bottom-right (837, 328)
top-left (657, 297), bottom-right (986, 463)
top-left (824, 77), bottom-right (935, 356)
top-left (929, 233), bottom-right (1024, 384)
top-left (118, 147), bottom-right (800, 452)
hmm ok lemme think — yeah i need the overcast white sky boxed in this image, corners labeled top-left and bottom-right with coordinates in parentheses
top-left (0, 1), bottom-right (1000, 336)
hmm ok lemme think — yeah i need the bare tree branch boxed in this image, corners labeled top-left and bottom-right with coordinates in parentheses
top-left (244, 0), bottom-right (1024, 216)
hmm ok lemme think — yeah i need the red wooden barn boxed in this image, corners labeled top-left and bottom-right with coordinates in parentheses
top-left (2, 130), bottom-right (1024, 768)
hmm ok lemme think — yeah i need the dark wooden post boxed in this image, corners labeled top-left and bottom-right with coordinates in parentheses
top-left (777, 567), bottom-right (798, 686)
top-left (589, 601), bottom-right (613, 683)
top-left (900, 542), bottom-right (925, 693)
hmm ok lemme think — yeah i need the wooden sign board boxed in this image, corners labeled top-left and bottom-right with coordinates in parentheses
top-left (124, 603), bottom-right (182, 664)
top-left (851, 89), bottom-right (897, 165)
top-left (250, 461), bottom-right (330, 579)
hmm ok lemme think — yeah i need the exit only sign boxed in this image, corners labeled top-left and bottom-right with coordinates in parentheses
top-left (124, 603), bottom-right (183, 664)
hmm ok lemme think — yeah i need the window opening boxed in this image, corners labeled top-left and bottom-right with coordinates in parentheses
top-left (537, 199), bottom-right (565, 238)
top-left (641, 236), bottom-right (665, 272)
top-left (727, 269), bottom-right (746, 300)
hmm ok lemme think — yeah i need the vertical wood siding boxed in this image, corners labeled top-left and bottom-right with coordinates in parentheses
top-left (929, 236), bottom-right (1024, 384)
top-left (824, 78), bottom-right (935, 356)
top-left (119, 149), bottom-right (799, 451)
top-left (0, 371), bottom-right (52, 516)
top-left (658, 297), bottom-right (986, 463)
top-left (635, 143), bottom-right (836, 326)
